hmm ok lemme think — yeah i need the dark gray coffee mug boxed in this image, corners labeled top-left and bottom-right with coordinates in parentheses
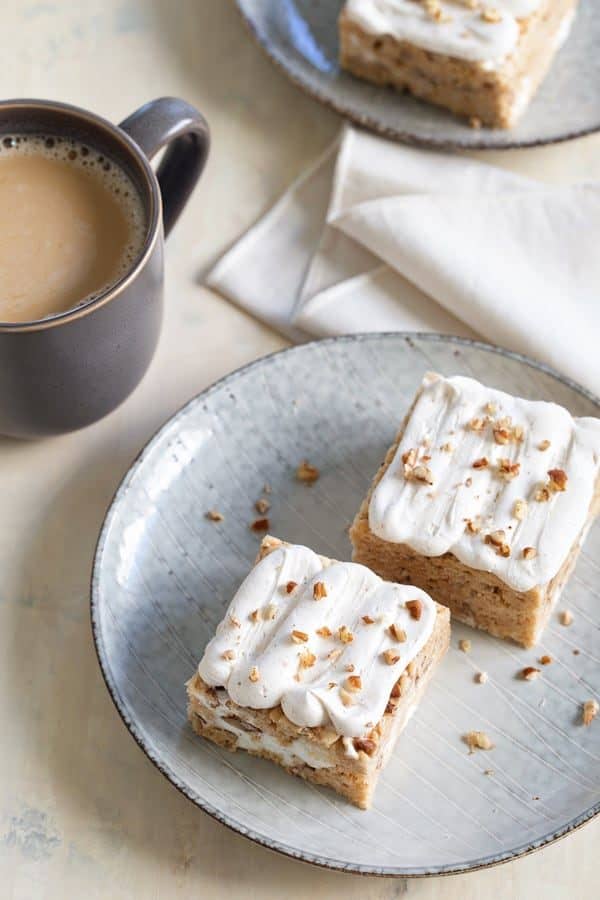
top-left (0, 97), bottom-right (209, 438)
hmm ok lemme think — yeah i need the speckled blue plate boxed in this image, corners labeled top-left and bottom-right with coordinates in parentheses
top-left (236, 0), bottom-right (600, 150)
top-left (92, 334), bottom-right (600, 877)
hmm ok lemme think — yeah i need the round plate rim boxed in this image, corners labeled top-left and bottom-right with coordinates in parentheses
top-left (234, 1), bottom-right (600, 152)
top-left (90, 332), bottom-right (600, 878)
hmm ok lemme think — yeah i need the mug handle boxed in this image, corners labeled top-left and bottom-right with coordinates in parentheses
top-left (119, 97), bottom-right (209, 237)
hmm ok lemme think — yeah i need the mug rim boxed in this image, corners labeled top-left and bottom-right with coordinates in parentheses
top-left (0, 97), bottom-right (162, 334)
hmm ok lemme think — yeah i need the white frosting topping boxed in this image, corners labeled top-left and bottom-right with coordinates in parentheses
top-left (344, 0), bottom-right (544, 63)
top-left (198, 543), bottom-right (436, 738)
top-left (369, 373), bottom-right (600, 593)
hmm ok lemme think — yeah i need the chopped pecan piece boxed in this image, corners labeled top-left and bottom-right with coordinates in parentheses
top-left (313, 581), bottom-right (327, 600)
top-left (205, 509), bottom-right (224, 522)
top-left (472, 457), bottom-right (489, 469)
top-left (521, 666), bottom-right (540, 681)
top-left (248, 666), bottom-right (260, 683)
top-left (316, 626), bottom-right (332, 638)
top-left (338, 625), bottom-right (354, 644)
top-left (406, 599), bottom-right (423, 620)
top-left (548, 468), bottom-right (568, 492)
top-left (389, 623), bottom-right (407, 642)
top-left (345, 675), bottom-right (362, 692)
top-left (582, 699), bottom-right (599, 726)
top-left (383, 649), bottom-right (400, 665)
top-left (299, 650), bottom-right (316, 669)
top-left (291, 629), bottom-right (309, 643)
top-left (250, 517), bottom-right (270, 532)
top-left (255, 497), bottom-right (270, 515)
top-left (353, 737), bottom-right (376, 756)
top-left (464, 730), bottom-right (494, 752)
top-left (522, 546), bottom-right (537, 560)
top-left (285, 581), bottom-right (298, 594)
top-left (296, 460), bottom-right (320, 484)
top-left (361, 615), bottom-right (375, 625)
top-left (497, 458), bottom-right (520, 480)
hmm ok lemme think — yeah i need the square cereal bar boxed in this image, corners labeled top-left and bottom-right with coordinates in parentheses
top-left (350, 372), bottom-right (600, 648)
top-left (338, 0), bottom-right (578, 128)
top-left (187, 536), bottom-right (449, 809)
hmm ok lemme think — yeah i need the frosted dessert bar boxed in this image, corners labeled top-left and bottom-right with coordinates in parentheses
top-left (187, 536), bottom-right (450, 808)
top-left (350, 373), bottom-right (600, 648)
top-left (338, 0), bottom-right (578, 128)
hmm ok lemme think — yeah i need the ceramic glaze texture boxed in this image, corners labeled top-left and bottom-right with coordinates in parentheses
top-left (236, 0), bottom-right (600, 149)
top-left (92, 335), bottom-right (600, 876)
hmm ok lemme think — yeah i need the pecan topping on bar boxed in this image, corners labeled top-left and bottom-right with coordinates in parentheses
top-left (475, 672), bottom-right (488, 684)
top-left (538, 439), bottom-right (551, 451)
top-left (338, 625), bottom-right (354, 644)
top-left (344, 663), bottom-right (355, 672)
top-left (534, 485), bottom-right (551, 502)
top-left (250, 517), bottom-right (270, 532)
top-left (316, 626), bottom-right (332, 638)
top-left (361, 615), bottom-right (375, 625)
top-left (296, 460), bottom-right (320, 484)
top-left (389, 623), bottom-right (407, 642)
top-left (582, 699), bottom-right (599, 726)
top-left (484, 530), bottom-right (511, 557)
top-left (497, 458), bottom-right (520, 480)
top-left (472, 457), bottom-right (489, 469)
top-left (222, 649), bottom-right (235, 661)
top-left (441, 441), bottom-right (453, 452)
top-left (383, 649), bottom-right (400, 665)
top-left (339, 687), bottom-right (354, 707)
top-left (464, 731), bottom-right (494, 752)
top-left (548, 468), bottom-right (568, 492)
top-left (406, 599), bottom-right (423, 620)
top-left (539, 655), bottom-right (553, 666)
top-left (229, 615), bottom-right (241, 628)
top-left (313, 581), bottom-right (327, 600)
top-left (299, 649), bottom-right (316, 669)
top-left (560, 609), bottom-right (573, 626)
top-left (467, 417), bottom-right (486, 433)
top-left (465, 517), bottom-right (481, 535)
top-left (513, 499), bottom-right (528, 521)
top-left (291, 629), bottom-right (309, 643)
top-left (522, 546), bottom-right (537, 560)
top-left (205, 509), bottom-right (224, 522)
top-left (285, 581), bottom-right (298, 594)
top-left (521, 666), bottom-right (541, 681)
top-left (484, 401), bottom-right (497, 415)
top-left (411, 464), bottom-right (434, 485)
top-left (248, 666), bottom-right (260, 682)
top-left (353, 737), bottom-right (376, 756)
top-left (255, 497), bottom-right (270, 515)
top-left (459, 639), bottom-right (471, 653)
top-left (345, 675), bottom-right (362, 692)
top-left (249, 608), bottom-right (261, 622)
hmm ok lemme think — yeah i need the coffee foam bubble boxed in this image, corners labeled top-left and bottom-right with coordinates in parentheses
top-left (0, 133), bottom-right (147, 307)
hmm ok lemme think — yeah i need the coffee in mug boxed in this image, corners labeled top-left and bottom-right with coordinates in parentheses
top-left (0, 134), bottom-right (146, 323)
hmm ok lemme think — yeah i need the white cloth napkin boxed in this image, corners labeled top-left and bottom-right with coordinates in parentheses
top-left (207, 126), bottom-right (600, 396)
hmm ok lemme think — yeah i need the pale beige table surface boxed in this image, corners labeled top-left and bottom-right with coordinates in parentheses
top-left (1, 3), bottom-right (598, 898)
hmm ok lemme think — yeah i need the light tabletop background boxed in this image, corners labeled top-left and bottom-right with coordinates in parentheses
top-left (1, 3), bottom-right (598, 898)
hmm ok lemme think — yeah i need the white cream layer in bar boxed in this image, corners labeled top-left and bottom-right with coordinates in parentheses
top-left (344, 0), bottom-right (543, 64)
top-left (198, 543), bottom-right (436, 739)
top-left (368, 373), bottom-right (600, 593)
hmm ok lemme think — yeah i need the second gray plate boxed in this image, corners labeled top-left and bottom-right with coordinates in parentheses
top-left (236, 0), bottom-right (600, 150)
top-left (92, 334), bottom-right (600, 876)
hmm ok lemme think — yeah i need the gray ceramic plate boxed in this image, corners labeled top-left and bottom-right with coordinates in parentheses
top-left (92, 334), bottom-right (600, 877)
top-left (236, 0), bottom-right (600, 150)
